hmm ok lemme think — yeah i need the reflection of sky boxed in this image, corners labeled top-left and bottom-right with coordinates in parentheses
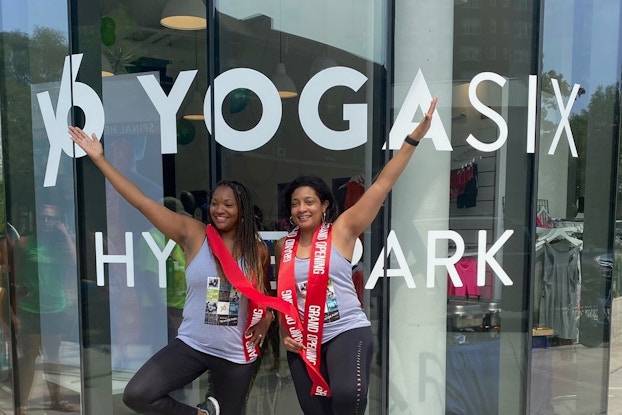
top-left (542, 0), bottom-right (621, 113)
top-left (218, 0), bottom-right (384, 63)
top-left (0, 0), bottom-right (68, 35)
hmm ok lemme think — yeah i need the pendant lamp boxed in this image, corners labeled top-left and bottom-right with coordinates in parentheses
top-left (271, 63), bottom-right (298, 98)
top-left (184, 91), bottom-right (205, 120)
top-left (184, 32), bottom-right (205, 120)
top-left (271, 26), bottom-right (297, 99)
top-left (161, 0), bottom-right (207, 30)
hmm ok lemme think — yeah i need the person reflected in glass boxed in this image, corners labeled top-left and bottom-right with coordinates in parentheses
top-left (275, 97), bottom-right (437, 414)
top-left (14, 203), bottom-right (79, 414)
top-left (68, 126), bottom-right (274, 415)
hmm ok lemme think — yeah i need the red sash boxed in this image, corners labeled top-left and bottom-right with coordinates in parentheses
top-left (205, 225), bottom-right (297, 361)
top-left (277, 224), bottom-right (332, 397)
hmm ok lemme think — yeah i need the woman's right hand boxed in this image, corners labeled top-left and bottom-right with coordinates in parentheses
top-left (281, 325), bottom-right (305, 352)
top-left (68, 126), bottom-right (104, 161)
top-left (282, 334), bottom-right (305, 352)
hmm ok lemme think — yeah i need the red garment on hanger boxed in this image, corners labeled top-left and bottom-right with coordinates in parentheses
top-left (449, 164), bottom-right (473, 200)
top-left (447, 257), bottom-right (479, 297)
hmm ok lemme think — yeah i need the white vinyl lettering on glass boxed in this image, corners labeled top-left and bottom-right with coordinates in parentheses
top-left (39, 54), bottom-right (581, 188)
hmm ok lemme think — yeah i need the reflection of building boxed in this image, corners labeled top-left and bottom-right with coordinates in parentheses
top-left (453, 0), bottom-right (534, 81)
top-left (0, 1), bottom-right (621, 414)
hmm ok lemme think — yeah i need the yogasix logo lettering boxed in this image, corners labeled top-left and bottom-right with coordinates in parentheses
top-left (38, 54), bottom-right (581, 289)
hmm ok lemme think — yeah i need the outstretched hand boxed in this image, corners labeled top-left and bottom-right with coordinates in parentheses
top-left (408, 96), bottom-right (438, 142)
top-left (68, 126), bottom-right (104, 161)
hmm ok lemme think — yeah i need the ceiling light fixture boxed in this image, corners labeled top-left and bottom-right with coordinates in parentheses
top-left (184, 91), bottom-right (205, 120)
top-left (271, 62), bottom-right (297, 98)
top-left (184, 32), bottom-right (205, 120)
top-left (270, 4), bottom-right (297, 99)
top-left (161, 0), bottom-right (207, 31)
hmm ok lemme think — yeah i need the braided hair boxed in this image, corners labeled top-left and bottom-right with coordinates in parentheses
top-left (210, 180), bottom-right (267, 293)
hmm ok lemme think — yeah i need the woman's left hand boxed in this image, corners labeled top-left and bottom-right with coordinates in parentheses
top-left (407, 96), bottom-right (438, 141)
top-left (68, 126), bottom-right (105, 161)
top-left (246, 310), bottom-right (274, 347)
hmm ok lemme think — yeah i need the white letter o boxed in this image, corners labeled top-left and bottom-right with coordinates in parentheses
top-left (204, 68), bottom-right (282, 151)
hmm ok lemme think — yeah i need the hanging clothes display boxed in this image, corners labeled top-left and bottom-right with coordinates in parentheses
top-left (447, 257), bottom-right (479, 297)
top-left (449, 162), bottom-right (478, 208)
top-left (457, 162), bottom-right (478, 209)
top-left (450, 166), bottom-right (470, 200)
top-left (540, 240), bottom-right (582, 340)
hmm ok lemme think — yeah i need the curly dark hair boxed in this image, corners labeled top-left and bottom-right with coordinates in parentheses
top-left (282, 176), bottom-right (339, 225)
top-left (209, 180), bottom-right (266, 293)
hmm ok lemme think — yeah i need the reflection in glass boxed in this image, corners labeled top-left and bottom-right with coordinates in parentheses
top-left (215, 1), bottom-right (383, 413)
top-left (446, 2), bottom-right (537, 414)
top-left (14, 203), bottom-right (80, 413)
top-left (0, 4), bottom-right (83, 412)
top-left (532, 1), bottom-right (620, 414)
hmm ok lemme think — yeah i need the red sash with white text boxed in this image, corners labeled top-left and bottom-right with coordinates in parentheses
top-left (277, 224), bottom-right (332, 397)
top-left (205, 225), bottom-right (297, 361)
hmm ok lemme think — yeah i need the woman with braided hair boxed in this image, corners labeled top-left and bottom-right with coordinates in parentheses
top-left (68, 126), bottom-right (275, 415)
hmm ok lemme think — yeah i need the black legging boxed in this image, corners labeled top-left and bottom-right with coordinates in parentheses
top-left (287, 326), bottom-right (374, 415)
top-left (123, 338), bottom-right (254, 415)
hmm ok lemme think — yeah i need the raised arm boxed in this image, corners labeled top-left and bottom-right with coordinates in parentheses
top-left (68, 126), bottom-right (205, 257)
top-left (334, 97), bottom-right (438, 248)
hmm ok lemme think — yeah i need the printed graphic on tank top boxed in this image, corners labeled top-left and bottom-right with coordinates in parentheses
top-left (205, 276), bottom-right (241, 326)
top-left (297, 279), bottom-right (341, 322)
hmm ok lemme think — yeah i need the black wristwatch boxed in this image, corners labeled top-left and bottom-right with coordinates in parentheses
top-left (404, 135), bottom-right (420, 146)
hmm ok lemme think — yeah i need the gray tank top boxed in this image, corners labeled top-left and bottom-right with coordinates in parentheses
top-left (542, 240), bottom-right (581, 340)
top-left (294, 244), bottom-right (370, 343)
top-left (177, 239), bottom-right (253, 363)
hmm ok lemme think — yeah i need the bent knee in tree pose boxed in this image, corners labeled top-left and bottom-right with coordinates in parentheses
top-left (69, 126), bottom-right (279, 415)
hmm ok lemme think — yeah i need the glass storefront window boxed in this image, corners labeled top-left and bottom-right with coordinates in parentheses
top-left (72, 3), bottom-right (211, 413)
top-left (532, 2), bottom-right (622, 414)
top-left (216, 1), bottom-right (386, 413)
top-left (0, 1), bottom-right (82, 413)
top-left (0, 1), bottom-right (622, 414)
top-left (390, 1), bottom-right (540, 414)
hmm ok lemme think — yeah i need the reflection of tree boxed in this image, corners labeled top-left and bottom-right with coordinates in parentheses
top-left (540, 70), bottom-right (574, 136)
top-left (555, 79), bottom-right (621, 300)
top-left (0, 27), bottom-right (67, 228)
top-left (539, 70), bottom-right (585, 218)
top-left (540, 69), bottom-right (619, 217)
top-left (569, 83), bottom-right (619, 212)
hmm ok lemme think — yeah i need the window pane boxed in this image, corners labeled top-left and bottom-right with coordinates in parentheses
top-left (391, 1), bottom-right (539, 413)
top-left (216, 1), bottom-right (386, 413)
top-left (532, 2), bottom-right (621, 414)
top-left (0, 1), bottom-right (83, 413)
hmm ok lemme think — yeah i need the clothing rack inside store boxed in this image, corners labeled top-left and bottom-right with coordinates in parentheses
top-left (452, 145), bottom-right (481, 162)
top-left (451, 157), bottom-right (480, 171)
top-left (535, 224), bottom-right (584, 249)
